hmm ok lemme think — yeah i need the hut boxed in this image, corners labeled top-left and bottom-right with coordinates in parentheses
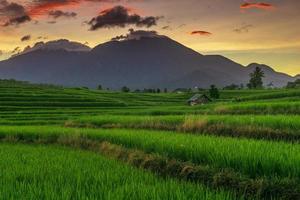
top-left (187, 94), bottom-right (211, 106)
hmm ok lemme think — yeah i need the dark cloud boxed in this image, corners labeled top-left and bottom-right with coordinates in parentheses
top-left (88, 5), bottom-right (160, 30)
top-left (190, 30), bottom-right (212, 36)
top-left (48, 10), bottom-right (77, 19)
top-left (0, 0), bottom-right (143, 26)
top-left (0, 0), bottom-right (31, 26)
top-left (37, 36), bottom-right (48, 40)
top-left (3, 15), bottom-right (31, 26)
top-left (162, 25), bottom-right (171, 30)
top-left (47, 21), bottom-right (57, 24)
top-left (111, 28), bottom-right (164, 41)
top-left (234, 24), bottom-right (253, 33)
top-left (21, 35), bottom-right (31, 42)
top-left (178, 24), bottom-right (186, 28)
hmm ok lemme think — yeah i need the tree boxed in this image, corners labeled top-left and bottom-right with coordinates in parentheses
top-left (121, 86), bottom-right (130, 93)
top-left (286, 79), bottom-right (300, 88)
top-left (223, 84), bottom-right (239, 90)
top-left (209, 85), bottom-right (220, 99)
top-left (156, 88), bottom-right (161, 93)
top-left (164, 88), bottom-right (168, 93)
top-left (247, 67), bottom-right (265, 89)
top-left (97, 85), bottom-right (102, 90)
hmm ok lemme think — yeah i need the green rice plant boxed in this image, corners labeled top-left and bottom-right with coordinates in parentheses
top-left (0, 143), bottom-right (238, 200)
top-left (68, 114), bottom-right (300, 142)
top-left (0, 126), bottom-right (299, 180)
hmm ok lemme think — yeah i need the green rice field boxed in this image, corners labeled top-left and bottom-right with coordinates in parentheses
top-left (0, 80), bottom-right (299, 199)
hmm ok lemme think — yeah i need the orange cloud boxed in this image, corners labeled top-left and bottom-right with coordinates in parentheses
top-left (240, 2), bottom-right (275, 10)
top-left (28, 0), bottom-right (80, 18)
top-left (190, 31), bottom-right (212, 36)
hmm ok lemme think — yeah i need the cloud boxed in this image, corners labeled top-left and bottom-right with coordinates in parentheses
top-left (162, 25), bottom-right (171, 30)
top-left (233, 24), bottom-right (253, 33)
top-left (190, 30), bottom-right (212, 36)
top-left (28, 0), bottom-right (138, 18)
top-left (1, 0), bottom-right (142, 26)
top-left (0, 0), bottom-right (31, 26)
top-left (21, 35), bottom-right (31, 42)
top-left (240, 2), bottom-right (275, 10)
top-left (28, 0), bottom-right (80, 17)
top-left (37, 36), bottom-right (48, 40)
top-left (88, 5), bottom-right (160, 30)
top-left (111, 28), bottom-right (164, 41)
top-left (48, 10), bottom-right (77, 19)
top-left (178, 24), bottom-right (186, 28)
top-left (47, 20), bottom-right (57, 24)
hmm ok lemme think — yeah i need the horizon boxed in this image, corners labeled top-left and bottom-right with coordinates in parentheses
top-left (0, 0), bottom-right (299, 76)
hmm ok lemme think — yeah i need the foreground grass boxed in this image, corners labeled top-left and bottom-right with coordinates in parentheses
top-left (0, 126), bottom-right (299, 179)
top-left (0, 143), bottom-right (237, 200)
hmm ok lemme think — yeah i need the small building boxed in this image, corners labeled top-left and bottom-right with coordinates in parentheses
top-left (187, 94), bottom-right (211, 106)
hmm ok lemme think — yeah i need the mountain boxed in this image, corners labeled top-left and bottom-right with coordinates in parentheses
top-left (245, 63), bottom-right (295, 87)
top-left (0, 34), bottom-right (296, 89)
top-left (17, 39), bottom-right (91, 56)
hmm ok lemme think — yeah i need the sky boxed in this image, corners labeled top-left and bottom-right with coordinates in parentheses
top-left (0, 0), bottom-right (299, 76)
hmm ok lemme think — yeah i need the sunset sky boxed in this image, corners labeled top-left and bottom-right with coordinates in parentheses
top-left (0, 0), bottom-right (299, 76)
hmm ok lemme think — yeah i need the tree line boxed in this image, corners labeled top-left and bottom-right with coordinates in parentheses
top-left (96, 67), bottom-right (298, 97)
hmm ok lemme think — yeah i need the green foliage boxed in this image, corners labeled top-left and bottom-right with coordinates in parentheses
top-left (209, 85), bottom-right (220, 99)
top-left (287, 79), bottom-right (300, 89)
top-left (0, 126), bottom-right (299, 180)
top-left (70, 114), bottom-right (300, 142)
top-left (247, 67), bottom-right (265, 89)
top-left (0, 144), bottom-right (235, 200)
top-left (223, 84), bottom-right (240, 90)
top-left (121, 86), bottom-right (130, 93)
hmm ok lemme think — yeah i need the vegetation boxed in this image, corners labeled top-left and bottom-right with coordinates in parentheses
top-left (287, 79), bottom-right (300, 88)
top-left (0, 79), bottom-right (299, 199)
top-left (247, 67), bottom-right (264, 89)
top-left (0, 144), bottom-right (238, 200)
top-left (67, 115), bottom-right (300, 142)
top-left (121, 86), bottom-right (130, 93)
top-left (209, 85), bottom-right (220, 99)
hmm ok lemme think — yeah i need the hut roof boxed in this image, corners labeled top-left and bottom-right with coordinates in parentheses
top-left (187, 94), bottom-right (211, 102)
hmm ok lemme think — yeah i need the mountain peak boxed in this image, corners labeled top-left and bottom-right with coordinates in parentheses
top-left (111, 29), bottom-right (167, 42)
top-left (13, 39), bottom-right (91, 57)
top-left (246, 63), bottom-right (275, 72)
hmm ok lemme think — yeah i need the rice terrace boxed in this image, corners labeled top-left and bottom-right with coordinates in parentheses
top-left (0, 79), bottom-right (298, 200)
top-left (0, 0), bottom-right (300, 199)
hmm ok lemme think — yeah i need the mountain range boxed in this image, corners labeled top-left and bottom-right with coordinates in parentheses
top-left (0, 33), bottom-right (297, 89)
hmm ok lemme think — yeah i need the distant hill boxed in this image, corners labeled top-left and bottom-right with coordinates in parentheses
top-left (0, 35), bottom-right (296, 89)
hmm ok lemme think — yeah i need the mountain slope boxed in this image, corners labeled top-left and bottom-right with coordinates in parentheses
top-left (0, 36), bottom-right (296, 89)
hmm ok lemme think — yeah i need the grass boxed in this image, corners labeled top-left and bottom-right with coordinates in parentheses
top-left (0, 80), bottom-right (300, 199)
top-left (0, 143), bottom-right (238, 200)
top-left (0, 126), bottom-right (299, 180)
top-left (68, 114), bottom-right (300, 141)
